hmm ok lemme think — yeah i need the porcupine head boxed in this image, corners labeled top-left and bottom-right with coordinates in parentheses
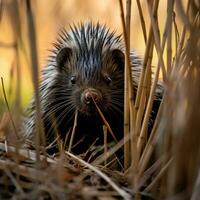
top-left (49, 23), bottom-right (125, 153)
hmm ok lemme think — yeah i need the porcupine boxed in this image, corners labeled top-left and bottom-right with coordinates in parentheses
top-left (21, 22), bottom-right (163, 155)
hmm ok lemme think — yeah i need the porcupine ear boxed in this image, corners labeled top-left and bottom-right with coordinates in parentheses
top-left (110, 49), bottom-right (125, 71)
top-left (56, 47), bottom-right (73, 69)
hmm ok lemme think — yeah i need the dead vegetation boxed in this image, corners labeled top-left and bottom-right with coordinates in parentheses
top-left (0, 0), bottom-right (200, 199)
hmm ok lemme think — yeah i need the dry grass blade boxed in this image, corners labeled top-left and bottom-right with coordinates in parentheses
top-left (0, 113), bottom-right (9, 134)
top-left (138, 99), bottom-right (164, 177)
top-left (0, 159), bottom-right (47, 181)
top-left (103, 125), bottom-right (108, 166)
top-left (124, 0), bottom-right (133, 171)
top-left (8, 62), bottom-right (15, 98)
top-left (135, 41), bottom-right (153, 152)
top-left (4, 167), bottom-right (25, 196)
top-left (191, 169), bottom-right (200, 200)
top-left (144, 157), bottom-right (173, 193)
top-left (118, 0), bottom-right (132, 170)
top-left (136, 0), bottom-right (147, 43)
top-left (91, 134), bottom-right (130, 167)
top-left (137, 0), bottom-right (172, 156)
top-left (119, 0), bottom-right (139, 171)
top-left (66, 151), bottom-right (132, 200)
top-left (25, 0), bottom-right (46, 162)
top-left (137, 0), bottom-right (175, 171)
top-left (166, 0), bottom-right (175, 74)
top-left (6, 0), bottom-right (23, 118)
top-left (175, 0), bottom-right (191, 29)
top-left (93, 99), bottom-right (118, 143)
top-left (0, 0), bottom-right (3, 22)
top-left (134, 28), bottom-right (153, 126)
top-left (147, 0), bottom-right (166, 81)
top-left (133, 156), bottom-right (163, 193)
top-left (171, 1), bottom-right (191, 75)
top-left (91, 98), bottom-right (124, 169)
top-left (68, 110), bottom-right (78, 152)
top-left (0, 142), bottom-right (55, 163)
top-left (1, 77), bottom-right (19, 139)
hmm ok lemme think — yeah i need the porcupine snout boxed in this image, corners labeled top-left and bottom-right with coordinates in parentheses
top-left (81, 88), bottom-right (102, 105)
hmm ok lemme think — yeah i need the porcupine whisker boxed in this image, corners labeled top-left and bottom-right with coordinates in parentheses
top-left (109, 99), bottom-right (124, 106)
top-left (107, 104), bottom-right (123, 116)
top-left (49, 110), bottom-right (75, 135)
top-left (44, 105), bottom-right (73, 120)
top-left (109, 92), bottom-right (124, 99)
top-left (96, 99), bottom-right (123, 115)
top-left (108, 95), bottom-right (123, 104)
top-left (46, 91), bottom-right (73, 101)
top-left (108, 98), bottom-right (123, 107)
top-left (51, 101), bottom-right (75, 115)
top-left (45, 97), bottom-right (74, 106)
top-left (43, 102), bottom-right (75, 132)
top-left (44, 102), bottom-right (75, 121)
top-left (49, 97), bottom-right (76, 115)
top-left (44, 106), bottom-right (76, 138)
top-left (108, 102), bottom-right (123, 111)
top-left (42, 99), bottom-right (73, 112)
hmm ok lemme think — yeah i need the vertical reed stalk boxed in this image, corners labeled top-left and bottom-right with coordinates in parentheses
top-left (118, 0), bottom-right (132, 170)
top-left (166, 0), bottom-right (174, 75)
top-left (136, 0), bottom-right (147, 43)
top-left (25, 0), bottom-right (45, 163)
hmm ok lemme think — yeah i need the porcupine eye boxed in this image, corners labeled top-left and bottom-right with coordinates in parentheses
top-left (104, 76), bottom-right (112, 85)
top-left (70, 76), bottom-right (76, 84)
top-left (56, 47), bottom-right (73, 70)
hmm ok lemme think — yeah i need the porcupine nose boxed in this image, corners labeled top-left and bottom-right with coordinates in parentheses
top-left (83, 89), bottom-right (101, 105)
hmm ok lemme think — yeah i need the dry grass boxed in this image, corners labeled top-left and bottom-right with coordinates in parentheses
top-left (0, 0), bottom-right (200, 199)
